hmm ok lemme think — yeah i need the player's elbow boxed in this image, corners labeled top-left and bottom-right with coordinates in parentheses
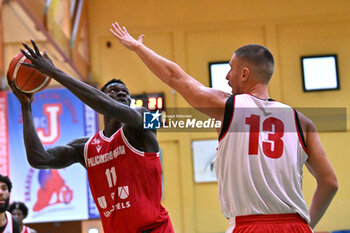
top-left (167, 62), bottom-right (185, 86)
top-left (28, 159), bottom-right (42, 169)
top-left (27, 155), bottom-right (49, 169)
top-left (328, 176), bottom-right (339, 194)
top-left (321, 175), bottom-right (338, 195)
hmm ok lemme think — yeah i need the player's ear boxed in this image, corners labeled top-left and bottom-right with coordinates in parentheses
top-left (241, 67), bottom-right (249, 81)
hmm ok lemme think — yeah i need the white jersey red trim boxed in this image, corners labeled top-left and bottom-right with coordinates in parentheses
top-left (2, 211), bottom-right (13, 233)
top-left (20, 225), bottom-right (36, 233)
top-left (215, 94), bottom-right (310, 227)
top-left (20, 226), bottom-right (28, 233)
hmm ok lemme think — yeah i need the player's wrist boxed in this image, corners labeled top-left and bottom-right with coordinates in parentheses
top-left (21, 101), bottom-right (32, 110)
top-left (48, 66), bottom-right (65, 79)
top-left (133, 42), bottom-right (143, 52)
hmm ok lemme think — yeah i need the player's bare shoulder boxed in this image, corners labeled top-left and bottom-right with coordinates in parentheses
top-left (67, 137), bottom-right (90, 147)
top-left (130, 106), bottom-right (157, 134)
top-left (295, 110), bottom-right (317, 133)
top-left (294, 110), bottom-right (319, 153)
top-left (65, 137), bottom-right (90, 167)
top-left (123, 107), bottom-right (159, 152)
top-left (67, 137), bottom-right (89, 155)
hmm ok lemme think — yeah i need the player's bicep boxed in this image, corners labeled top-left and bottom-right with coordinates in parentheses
top-left (305, 122), bottom-right (336, 183)
top-left (38, 138), bottom-right (87, 169)
top-left (113, 106), bottom-right (145, 129)
top-left (172, 76), bottom-right (229, 119)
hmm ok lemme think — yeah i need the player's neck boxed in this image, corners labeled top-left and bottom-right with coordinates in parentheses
top-left (245, 83), bottom-right (269, 99)
top-left (103, 118), bottom-right (123, 137)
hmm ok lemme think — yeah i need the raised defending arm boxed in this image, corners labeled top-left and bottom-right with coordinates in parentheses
top-left (110, 22), bottom-right (229, 121)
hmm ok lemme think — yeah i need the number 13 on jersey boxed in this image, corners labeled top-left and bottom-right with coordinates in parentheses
top-left (245, 114), bottom-right (285, 159)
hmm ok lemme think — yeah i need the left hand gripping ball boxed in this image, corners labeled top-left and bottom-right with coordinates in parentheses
top-left (7, 52), bottom-right (51, 93)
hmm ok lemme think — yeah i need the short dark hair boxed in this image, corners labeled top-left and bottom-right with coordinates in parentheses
top-left (234, 44), bottom-right (274, 83)
top-left (8, 201), bottom-right (29, 218)
top-left (100, 79), bottom-right (126, 92)
top-left (0, 174), bottom-right (12, 192)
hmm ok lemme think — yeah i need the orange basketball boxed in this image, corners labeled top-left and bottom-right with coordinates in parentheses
top-left (7, 52), bottom-right (51, 93)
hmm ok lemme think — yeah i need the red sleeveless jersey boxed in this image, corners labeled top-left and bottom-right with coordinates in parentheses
top-left (84, 127), bottom-right (172, 233)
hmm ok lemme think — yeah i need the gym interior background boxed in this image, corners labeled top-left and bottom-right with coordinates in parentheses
top-left (1, 0), bottom-right (349, 232)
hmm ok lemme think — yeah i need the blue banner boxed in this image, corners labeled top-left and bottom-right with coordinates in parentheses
top-left (0, 91), bottom-right (9, 176)
top-left (7, 88), bottom-right (99, 223)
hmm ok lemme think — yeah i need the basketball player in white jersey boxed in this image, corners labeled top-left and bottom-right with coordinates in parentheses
top-left (0, 175), bottom-right (20, 233)
top-left (110, 22), bottom-right (338, 232)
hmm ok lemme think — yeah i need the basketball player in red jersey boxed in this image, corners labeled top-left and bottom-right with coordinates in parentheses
top-left (7, 41), bottom-right (174, 233)
top-left (110, 22), bottom-right (338, 232)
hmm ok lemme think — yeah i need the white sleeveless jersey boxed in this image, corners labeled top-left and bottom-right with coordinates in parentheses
top-left (21, 225), bottom-right (35, 233)
top-left (215, 94), bottom-right (310, 224)
top-left (2, 211), bottom-right (14, 233)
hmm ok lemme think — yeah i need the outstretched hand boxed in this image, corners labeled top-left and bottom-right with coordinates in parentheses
top-left (110, 22), bottom-right (144, 50)
top-left (21, 40), bottom-right (56, 77)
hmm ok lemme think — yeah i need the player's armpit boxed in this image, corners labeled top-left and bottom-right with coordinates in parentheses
top-left (67, 137), bottom-right (89, 167)
top-left (173, 78), bottom-right (229, 120)
top-left (31, 138), bottom-right (88, 169)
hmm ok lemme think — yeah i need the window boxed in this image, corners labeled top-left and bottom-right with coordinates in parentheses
top-left (209, 61), bottom-right (231, 93)
top-left (301, 55), bottom-right (339, 92)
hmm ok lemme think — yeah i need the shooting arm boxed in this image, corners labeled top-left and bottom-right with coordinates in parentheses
top-left (21, 102), bottom-right (86, 169)
top-left (49, 68), bottom-right (142, 128)
top-left (21, 41), bottom-right (142, 129)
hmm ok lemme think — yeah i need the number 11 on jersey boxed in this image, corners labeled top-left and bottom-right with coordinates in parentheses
top-left (105, 167), bottom-right (117, 188)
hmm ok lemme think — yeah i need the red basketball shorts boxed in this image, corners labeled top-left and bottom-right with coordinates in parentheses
top-left (230, 213), bottom-right (313, 233)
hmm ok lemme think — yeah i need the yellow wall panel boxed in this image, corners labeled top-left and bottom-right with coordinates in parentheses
top-left (98, 32), bottom-right (178, 113)
top-left (98, 33), bottom-right (174, 94)
top-left (160, 140), bottom-right (184, 233)
top-left (277, 21), bottom-right (350, 107)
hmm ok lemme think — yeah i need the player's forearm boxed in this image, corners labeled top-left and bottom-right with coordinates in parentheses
top-left (133, 43), bottom-right (183, 88)
top-left (21, 103), bottom-right (51, 168)
top-left (48, 68), bottom-right (141, 127)
top-left (49, 68), bottom-right (120, 116)
top-left (308, 179), bottom-right (338, 228)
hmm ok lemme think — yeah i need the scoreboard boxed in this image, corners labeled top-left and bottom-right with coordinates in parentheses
top-left (131, 93), bottom-right (165, 111)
